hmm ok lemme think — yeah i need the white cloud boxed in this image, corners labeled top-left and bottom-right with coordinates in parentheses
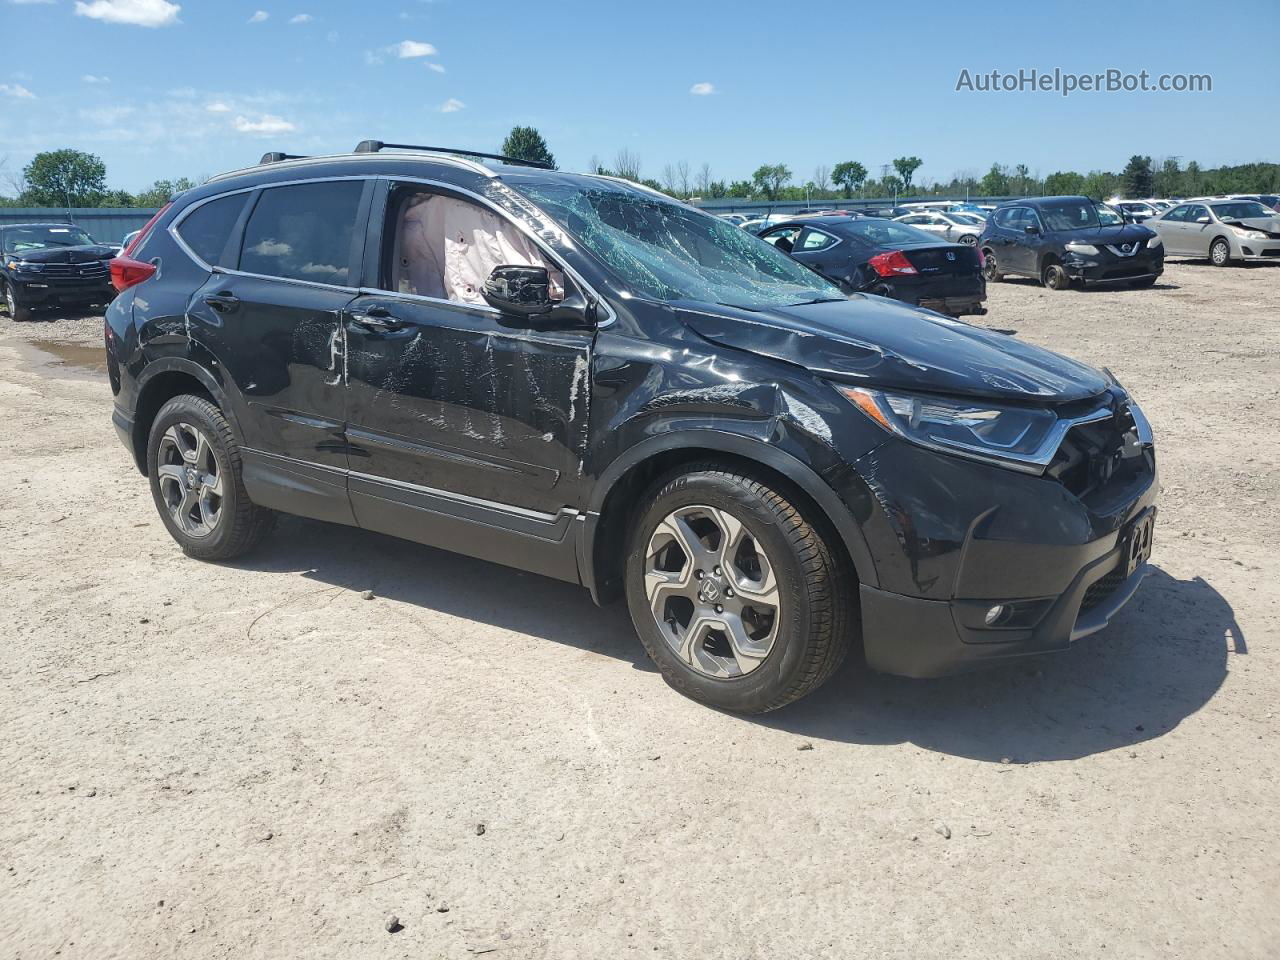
top-left (425, 62), bottom-right (445, 73)
top-left (74, 0), bottom-right (181, 27)
top-left (82, 74), bottom-right (112, 84)
top-left (233, 113), bottom-right (296, 134)
top-left (205, 101), bottom-right (231, 113)
top-left (0, 83), bottom-right (36, 99)
top-left (248, 9), bottom-right (268, 22)
top-left (289, 12), bottom-right (311, 22)
top-left (393, 40), bottom-right (436, 58)
top-left (439, 98), bottom-right (464, 113)
top-left (326, 29), bottom-right (338, 43)
top-left (689, 82), bottom-right (716, 96)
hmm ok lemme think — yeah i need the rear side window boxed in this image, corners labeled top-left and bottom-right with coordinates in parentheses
top-left (992, 208), bottom-right (1018, 228)
top-left (175, 194), bottom-right (248, 267)
top-left (797, 228), bottom-right (837, 251)
top-left (238, 181), bottom-right (362, 286)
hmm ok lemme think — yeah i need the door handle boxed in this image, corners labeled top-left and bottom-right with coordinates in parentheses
top-left (349, 307), bottom-right (406, 332)
top-left (203, 291), bottom-right (240, 312)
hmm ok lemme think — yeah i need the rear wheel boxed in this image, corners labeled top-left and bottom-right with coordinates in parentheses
top-left (958, 234), bottom-right (978, 245)
top-left (147, 394), bottom-right (274, 561)
top-left (1042, 261), bottom-right (1071, 290)
top-left (982, 249), bottom-right (1003, 281)
top-left (1210, 238), bottom-right (1231, 267)
top-left (3, 280), bottom-right (32, 322)
top-left (625, 463), bottom-right (853, 714)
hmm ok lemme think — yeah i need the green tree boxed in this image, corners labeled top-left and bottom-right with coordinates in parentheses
top-left (979, 163), bottom-right (1010, 197)
top-left (707, 180), bottom-right (728, 199)
top-left (831, 160), bottom-right (867, 198)
top-left (1043, 170), bottom-right (1085, 195)
top-left (134, 176), bottom-right (197, 208)
top-left (750, 163), bottom-right (792, 200)
top-left (1120, 155), bottom-right (1153, 198)
top-left (1153, 157), bottom-right (1182, 198)
top-left (1080, 170), bottom-right (1120, 200)
top-left (726, 180), bottom-right (753, 198)
top-left (892, 156), bottom-right (923, 190)
top-left (21, 149), bottom-right (108, 207)
top-left (500, 126), bottom-right (556, 168)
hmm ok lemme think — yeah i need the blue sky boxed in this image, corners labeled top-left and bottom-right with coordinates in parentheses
top-left (2, 0), bottom-right (1278, 193)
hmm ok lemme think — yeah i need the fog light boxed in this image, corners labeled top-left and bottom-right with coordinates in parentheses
top-left (984, 604), bottom-right (1007, 626)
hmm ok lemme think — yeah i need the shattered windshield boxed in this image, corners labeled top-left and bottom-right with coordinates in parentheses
top-left (511, 181), bottom-right (845, 309)
top-left (3, 225), bottom-right (96, 253)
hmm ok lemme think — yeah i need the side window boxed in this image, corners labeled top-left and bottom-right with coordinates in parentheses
top-left (1187, 205), bottom-right (1209, 222)
top-left (175, 193), bottom-right (248, 267)
top-left (761, 226), bottom-right (800, 248)
top-left (385, 186), bottom-right (564, 306)
top-left (797, 228), bottom-right (837, 252)
top-left (992, 208), bottom-right (1017, 228)
top-left (239, 180), bottom-right (362, 286)
top-left (1165, 205), bottom-right (1189, 222)
top-left (901, 215), bottom-right (926, 224)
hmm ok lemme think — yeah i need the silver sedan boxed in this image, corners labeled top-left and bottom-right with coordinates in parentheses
top-left (892, 211), bottom-right (985, 245)
top-left (1147, 199), bottom-right (1280, 265)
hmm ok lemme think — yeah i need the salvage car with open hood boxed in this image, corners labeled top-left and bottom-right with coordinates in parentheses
top-left (104, 143), bottom-right (1158, 713)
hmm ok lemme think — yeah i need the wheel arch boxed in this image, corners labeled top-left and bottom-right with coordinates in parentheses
top-left (130, 359), bottom-right (231, 475)
top-left (580, 431), bottom-right (879, 605)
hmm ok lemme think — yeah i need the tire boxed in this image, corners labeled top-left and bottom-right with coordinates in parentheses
top-left (1210, 238), bottom-right (1231, 267)
top-left (3, 280), bottom-right (32, 322)
top-left (146, 394), bottom-right (275, 561)
top-left (1041, 261), bottom-right (1071, 290)
top-left (982, 249), bottom-right (1003, 282)
top-left (958, 234), bottom-right (978, 245)
top-left (624, 462), bottom-right (854, 714)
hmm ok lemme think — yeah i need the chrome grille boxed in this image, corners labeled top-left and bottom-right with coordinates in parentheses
top-left (40, 260), bottom-right (109, 280)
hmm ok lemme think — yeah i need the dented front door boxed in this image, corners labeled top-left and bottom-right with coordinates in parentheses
top-left (342, 294), bottom-right (593, 515)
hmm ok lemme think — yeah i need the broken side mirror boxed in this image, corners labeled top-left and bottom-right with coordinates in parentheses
top-left (483, 264), bottom-right (593, 330)
top-left (483, 264), bottom-right (554, 316)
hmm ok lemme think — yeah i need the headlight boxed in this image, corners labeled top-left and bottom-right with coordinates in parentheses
top-left (1064, 241), bottom-right (1099, 255)
top-left (1231, 227), bottom-right (1266, 240)
top-left (1145, 234), bottom-right (1163, 249)
top-left (837, 385), bottom-right (1062, 473)
top-left (8, 260), bottom-right (44, 273)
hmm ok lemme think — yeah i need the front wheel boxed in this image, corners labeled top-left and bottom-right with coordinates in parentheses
top-left (625, 463), bottom-right (854, 714)
top-left (3, 281), bottom-right (32, 322)
top-left (147, 394), bottom-right (275, 561)
top-left (982, 250), bottom-right (1003, 282)
top-left (1210, 239), bottom-right (1231, 267)
top-left (958, 234), bottom-right (978, 245)
top-left (1042, 262), bottom-right (1071, 290)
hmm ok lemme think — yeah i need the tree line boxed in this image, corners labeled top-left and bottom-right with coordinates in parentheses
top-left (4, 140), bottom-right (1279, 211)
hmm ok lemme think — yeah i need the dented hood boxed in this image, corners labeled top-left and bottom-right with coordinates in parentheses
top-left (675, 296), bottom-right (1109, 404)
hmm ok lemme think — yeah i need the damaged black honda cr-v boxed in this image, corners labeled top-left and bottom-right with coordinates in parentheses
top-left (105, 141), bottom-right (1158, 713)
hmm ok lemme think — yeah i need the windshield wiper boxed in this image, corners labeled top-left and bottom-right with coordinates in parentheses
top-left (790, 296), bottom-right (846, 305)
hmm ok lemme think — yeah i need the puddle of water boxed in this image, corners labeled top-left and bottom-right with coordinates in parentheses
top-left (11, 339), bottom-right (108, 380)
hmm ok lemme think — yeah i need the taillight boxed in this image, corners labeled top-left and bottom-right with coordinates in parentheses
top-left (868, 250), bottom-right (918, 277)
top-left (111, 256), bottom-right (157, 292)
top-left (123, 201), bottom-right (172, 258)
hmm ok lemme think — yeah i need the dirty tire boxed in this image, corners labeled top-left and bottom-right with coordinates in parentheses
top-left (625, 463), bottom-right (854, 714)
top-left (982, 250), bottom-right (1003, 282)
top-left (147, 394), bottom-right (275, 561)
top-left (1042, 261), bottom-right (1070, 290)
top-left (1210, 239), bottom-right (1231, 267)
top-left (3, 280), bottom-right (32, 322)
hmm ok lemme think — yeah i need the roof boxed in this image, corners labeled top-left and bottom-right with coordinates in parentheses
top-left (995, 196), bottom-right (1091, 208)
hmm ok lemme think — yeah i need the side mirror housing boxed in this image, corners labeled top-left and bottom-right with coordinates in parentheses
top-left (1196, 215), bottom-right (1211, 223)
top-left (482, 264), bottom-right (553, 315)
top-left (1024, 224), bottom-right (1040, 235)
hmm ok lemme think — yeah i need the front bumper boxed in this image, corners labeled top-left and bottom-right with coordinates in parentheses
top-left (1063, 250), bottom-right (1164, 283)
top-left (11, 275), bottom-right (114, 306)
top-left (861, 503), bottom-right (1156, 678)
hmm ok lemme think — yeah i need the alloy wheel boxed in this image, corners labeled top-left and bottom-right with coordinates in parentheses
top-left (983, 254), bottom-right (999, 280)
top-left (4, 283), bottom-right (14, 316)
top-left (156, 422), bottom-right (224, 538)
top-left (644, 504), bottom-right (781, 679)
top-left (1211, 241), bottom-right (1229, 266)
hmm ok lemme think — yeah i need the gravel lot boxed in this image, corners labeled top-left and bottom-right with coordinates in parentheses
top-left (2, 260), bottom-right (1277, 959)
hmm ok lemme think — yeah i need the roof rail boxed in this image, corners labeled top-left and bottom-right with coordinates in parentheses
top-left (260, 152), bottom-right (310, 164)
top-left (353, 140), bottom-right (553, 170)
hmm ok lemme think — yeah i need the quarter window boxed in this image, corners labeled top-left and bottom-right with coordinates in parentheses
top-left (797, 228), bottom-right (837, 252)
top-left (239, 181), bottom-right (362, 286)
top-left (175, 193), bottom-right (248, 267)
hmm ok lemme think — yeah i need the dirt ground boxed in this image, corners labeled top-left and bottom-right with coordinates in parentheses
top-left (2, 260), bottom-right (1277, 960)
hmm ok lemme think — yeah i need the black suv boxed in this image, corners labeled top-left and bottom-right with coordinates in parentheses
top-left (979, 196), bottom-right (1164, 290)
top-left (2, 222), bottom-right (118, 321)
top-left (105, 143), bottom-right (1158, 713)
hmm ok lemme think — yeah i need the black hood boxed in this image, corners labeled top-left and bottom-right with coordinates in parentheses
top-left (675, 296), bottom-right (1109, 404)
top-left (1070, 223), bottom-right (1154, 246)
top-left (11, 244), bottom-right (116, 264)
